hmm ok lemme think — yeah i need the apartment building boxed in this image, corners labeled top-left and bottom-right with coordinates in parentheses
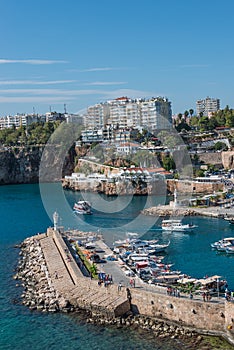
top-left (0, 114), bottom-right (46, 129)
top-left (196, 97), bottom-right (220, 116)
top-left (84, 96), bottom-right (172, 131)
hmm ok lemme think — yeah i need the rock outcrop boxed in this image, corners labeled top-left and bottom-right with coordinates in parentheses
top-left (0, 146), bottom-right (75, 185)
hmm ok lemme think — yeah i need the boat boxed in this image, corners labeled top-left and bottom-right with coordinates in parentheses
top-left (211, 237), bottom-right (234, 251)
top-left (224, 217), bottom-right (234, 224)
top-left (226, 246), bottom-right (234, 254)
top-left (73, 201), bottom-right (92, 214)
top-left (161, 219), bottom-right (197, 232)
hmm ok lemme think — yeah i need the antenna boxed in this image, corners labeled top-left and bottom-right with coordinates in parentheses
top-left (33, 107), bottom-right (35, 115)
top-left (49, 105), bottom-right (52, 113)
top-left (64, 103), bottom-right (67, 114)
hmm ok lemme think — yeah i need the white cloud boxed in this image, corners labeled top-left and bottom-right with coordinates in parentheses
top-left (179, 64), bottom-right (209, 68)
top-left (68, 67), bottom-right (129, 73)
top-left (77, 67), bottom-right (115, 72)
top-left (0, 88), bottom-right (157, 97)
top-left (84, 81), bottom-right (127, 86)
top-left (0, 59), bottom-right (68, 65)
top-left (0, 80), bottom-right (76, 85)
top-left (0, 96), bottom-right (74, 103)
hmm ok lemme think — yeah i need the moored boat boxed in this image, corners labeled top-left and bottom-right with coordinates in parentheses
top-left (161, 219), bottom-right (197, 232)
top-left (211, 237), bottom-right (234, 251)
top-left (73, 201), bottom-right (92, 215)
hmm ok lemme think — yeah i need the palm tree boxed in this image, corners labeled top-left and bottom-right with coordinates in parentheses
top-left (189, 109), bottom-right (194, 117)
top-left (184, 110), bottom-right (189, 119)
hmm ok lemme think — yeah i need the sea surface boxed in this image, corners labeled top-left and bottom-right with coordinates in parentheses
top-left (1, 183), bottom-right (234, 350)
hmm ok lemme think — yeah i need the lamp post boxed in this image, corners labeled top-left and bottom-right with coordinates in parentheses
top-left (217, 278), bottom-right (220, 299)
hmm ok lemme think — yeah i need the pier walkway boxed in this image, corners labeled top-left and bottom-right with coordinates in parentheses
top-left (38, 229), bottom-right (130, 317)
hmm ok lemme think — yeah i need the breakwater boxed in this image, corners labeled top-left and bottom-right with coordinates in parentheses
top-left (142, 204), bottom-right (231, 218)
top-left (15, 228), bottom-right (234, 346)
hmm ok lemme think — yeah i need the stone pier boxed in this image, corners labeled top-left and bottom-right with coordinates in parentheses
top-left (36, 228), bottom-right (130, 317)
top-left (16, 228), bottom-right (234, 346)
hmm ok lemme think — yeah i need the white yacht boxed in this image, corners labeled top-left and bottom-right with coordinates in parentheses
top-left (161, 219), bottom-right (197, 232)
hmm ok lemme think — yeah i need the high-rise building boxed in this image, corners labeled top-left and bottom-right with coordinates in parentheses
top-left (84, 97), bottom-right (172, 131)
top-left (196, 97), bottom-right (220, 116)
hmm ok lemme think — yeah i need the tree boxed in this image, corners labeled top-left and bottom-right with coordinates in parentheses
top-left (189, 109), bottom-right (194, 117)
top-left (178, 113), bottom-right (183, 121)
top-left (162, 154), bottom-right (175, 171)
top-left (184, 110), bottom-right (189, 119)
top-left (214, 141), bottom-right (228, 151)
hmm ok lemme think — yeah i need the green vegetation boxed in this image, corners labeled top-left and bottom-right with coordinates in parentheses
top-left (0, 121), bottom-right (61, 146)
top-left (74, 244), bottom-right (98, 278)
top-left (161, 154), bottom-right (175, 171)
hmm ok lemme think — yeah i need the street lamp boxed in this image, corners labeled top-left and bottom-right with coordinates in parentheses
top-left (217, 278), bottom-right (220, 299)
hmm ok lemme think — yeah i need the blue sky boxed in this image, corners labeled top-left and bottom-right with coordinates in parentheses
top-left (0, 0), bottom-right (234, 116)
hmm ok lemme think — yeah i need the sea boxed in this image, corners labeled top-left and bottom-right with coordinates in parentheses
top-left (1, 183), bottom-right (234, 350)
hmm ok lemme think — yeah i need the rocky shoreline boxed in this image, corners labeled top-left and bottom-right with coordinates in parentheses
top-left (142, 206), bottom-right (200, 217)
top-left (14, 237), bottom-right (74, 313)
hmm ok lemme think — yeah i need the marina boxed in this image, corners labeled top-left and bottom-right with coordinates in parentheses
top-left (2, 184), bottom-right (234, 349)
top-left (14, 221), bottom-right (234, 347)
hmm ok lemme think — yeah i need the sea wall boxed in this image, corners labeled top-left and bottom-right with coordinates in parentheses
top-left (225, 301), bottom-right (234, 343)
top-left (130, 288), bottom-right (224, 333)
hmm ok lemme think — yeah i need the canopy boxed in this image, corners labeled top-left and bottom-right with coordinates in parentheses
top-left (195, 275), bottom-right (222, 285)
top-left (177, 278), bottom-right (196, 284)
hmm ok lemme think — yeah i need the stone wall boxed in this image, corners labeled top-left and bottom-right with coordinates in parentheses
top-left (131, 289), bottom-right (224, 333)
top-left (198, 152), bottom-right (223, 167)
top-left (77, 158), bottom-right (119, 176)
top-left (222, 151), bottom-right (234, 170)
top-left (225, 301), bottom-right (234, 343)
top-left (167, 179), bottom-right (224, 195)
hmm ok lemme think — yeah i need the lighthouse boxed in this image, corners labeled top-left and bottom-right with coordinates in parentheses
top-left (53, 211), bottom-right (59, 231)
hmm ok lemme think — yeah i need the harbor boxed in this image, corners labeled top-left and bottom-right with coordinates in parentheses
top-left (14, 213), bottom-right (234, 346)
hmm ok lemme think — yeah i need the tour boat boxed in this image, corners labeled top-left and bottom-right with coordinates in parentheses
top-left (161, 219), bottom-right (197, 232)
top-left (73, 201), bottom-right (92, 215)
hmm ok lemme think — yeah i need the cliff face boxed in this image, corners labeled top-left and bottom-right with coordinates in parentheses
top-left (0, 146), bottom-right (75, 185)
top-left (0, 147), bottom-right (42, 184)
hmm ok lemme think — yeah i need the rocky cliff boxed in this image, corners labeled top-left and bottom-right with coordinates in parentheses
top-left (0, 146), bottom-right (75, 185)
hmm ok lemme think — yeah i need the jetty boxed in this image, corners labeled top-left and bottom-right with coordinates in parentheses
top-left (142, 204), bottom-right (234, 219)
top-left (15, 225), bottom-right (234, 346)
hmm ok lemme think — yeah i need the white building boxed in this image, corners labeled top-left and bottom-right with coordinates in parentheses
top-left (83, 96), bottom-right (172, 131)
top-left (196, 97), bottom-right (220, 116)
top-left (0, 114), bottom-right (46, 129)
top-left (116, 142), bottom-right (140, 155)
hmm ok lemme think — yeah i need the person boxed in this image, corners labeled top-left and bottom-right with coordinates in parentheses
top-left (189, 292), bottom-right (193, 299)
top-left (118, 282), bottom-right (122, 292)
top-left (126, 288), bottom-right (132, 303)
top-left (202, 292), bottom-right (206, 302)
top-left (54, 271), bottom-right (58, 279)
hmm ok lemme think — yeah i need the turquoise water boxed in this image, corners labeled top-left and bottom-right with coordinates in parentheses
top-left (0, 184), bottom-right (234, 349)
